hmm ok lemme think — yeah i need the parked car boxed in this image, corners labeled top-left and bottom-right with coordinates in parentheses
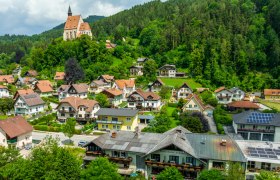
top-left (78, 140), bottom-right (88, 147)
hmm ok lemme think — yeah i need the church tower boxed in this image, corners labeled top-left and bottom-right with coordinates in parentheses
top-left (68, 5), bottom-right (72, 16)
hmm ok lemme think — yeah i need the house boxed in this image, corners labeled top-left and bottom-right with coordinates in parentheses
top-left (214, 87), bottom-right (234, 104)
top-left (0, 116), bottom-right (32, 149)
top-left (0, 85), bottom-right (10, 98)
top-left (56, 96), bottom-right (100, 123)
top-left (148, 78), bottom-right (164, 92)
top-left (89, 80), bottom-right (109, 94)
top-left (95, 108), bottom-right (138, 131)
top-left (14, 92), bottom-right (45, 116)
top-left (138, 115), bottom-right (154, 124)
top-left (182, 94), bottom-right (214, 116)
top-left (236, 140), bottom-right (280, 179)
top-left (264, 89), bottom-right (280, 100)
top-left (13, 89), bottom-right (34, 100)
top-left (97, 74), bottom-right (114, 87)
top-left (127, 89), bottom-right (161, 111)
top-left (54, 72), bottom-right (65, 81)
top-left (227, 101), bottom-right (260, 111)
top-left (105, 40), bottom-right (117, 49)
top-left (230, 87), bottom-right (245, 101)
top-left (12, 66), bottom-right (21, 76)
top-left (63, 6), bottom-right (92, 41)
top-left (158, 64), bottom-right (176, 77)
top-left (0, 75), bottom-right (14, 85)
top-left (83, 126), bottom-right (246, 179)
top-left (176, 83), bottom-right (193, 100)
top-left (58, 83), bottom-right (89, 100)
top-left (113, 79), bottom-right (135, 98)
top-left (33, 80), bottom-right (54, 97)
top-left (137, 57), bottom-right (148, 66)
top-left (129, 65), bottom-right (143, 76)
top-left (233, 111), bottom-right (280, 142)
top-left (101, 88), bottom-right (123, 107)
top-left (15, 77), bottom-right (37, 88)
top-left (25, 70), bottom-right (38, 77)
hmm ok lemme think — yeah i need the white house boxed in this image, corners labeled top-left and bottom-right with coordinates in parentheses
top-left (113, 79), bottom-right (135, 99)
top-left (148, 78), bottom-right (165, 92)
top-left (230, 87), bottom-right (245, 101)
top-left (0, 85), bottom-right (9, 98)
top-left (101, 88), bottom-right (123, 107)
top-left (14, 93), bottom-right (45, 116)
top-left (182, 94), bottom-right (214, 116)
top-left (127, 89), bottom-right (161, 111)
top-left (214, 87), bottom-right (234, 104)
top-left (56, 96), bottom-right (100, 123)
top-left (176, 83), bottom-right (193, 100)
top-left (58, 83), bottom-right (89, 100)
top-left (0, 116), bottom-right (33, 149)
top-left (89, 80), bottom-right (110, 94)
top-left (158, 64), bottom-right (176, 77)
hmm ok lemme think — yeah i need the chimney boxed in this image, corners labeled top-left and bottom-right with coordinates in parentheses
top-left (176, 129), bottom-right (182, 134)
top-left (111, 132), bottom-right (117, 138)
top-left (221, 139), bottom-right (227, 146)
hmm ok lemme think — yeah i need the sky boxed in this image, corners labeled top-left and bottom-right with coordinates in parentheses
top-left (0, 0), bottom-right (156, 36)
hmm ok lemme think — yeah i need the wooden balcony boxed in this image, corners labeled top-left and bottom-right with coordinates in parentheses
top-left (108, 156), bottom-right (132, 164)
top-left (145, 161), bottom-right (202, 172)
top-left (86, 151), bottom-right (103, 156)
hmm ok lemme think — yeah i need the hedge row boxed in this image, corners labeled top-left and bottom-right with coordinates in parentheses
top-left (33, 125), bottom-right (82, 135)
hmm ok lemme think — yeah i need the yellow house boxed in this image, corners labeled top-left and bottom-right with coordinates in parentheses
top-left (264, 89), bottom-right (280, 100)
top-left (96, 108), bottom-right (138, 131)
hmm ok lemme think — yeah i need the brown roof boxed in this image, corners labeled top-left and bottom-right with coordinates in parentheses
top-left (59, 96), bottom-right (99, 112)
top-left (26, 70), bottom-right (38, 77)
top-left (184, 94), bottom-right (211, 111)
top-left (0, 75), bottom-right (14, 84)
top-left (0, 85), bottom-right (7, 89)
top-left (71, 83), bottom-right (89, 93)
top-left (64, 15), bottom-right (81, 30)
top-left (214, 86), bottom-right (226, 93)
top-left (115, 79), bottom-right (135, 90)
top-left (100, 75), bottom-right (114, 83)
top-left (102, 88), bottom-right (123, 97)
top-left (13, 89), bottom-right (34, 100)
top-left (19, 93), bottom-right (45, 106)
top-left (34, 80), bottom-right (53, 93)
top-left (0, 116), bottom-right (33, 139)
top-left (264, 89), bottom-right (280, 96)
top-left (54, 72), bottom-right (65, 80)
top-left (228, 101), bottom-right (259, 109)
top-left (79, 22), bottom-right (91, 31)
top-left (130, 89), bottom-right (161, 100)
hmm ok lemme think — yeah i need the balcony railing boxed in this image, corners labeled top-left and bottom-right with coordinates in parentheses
top-left (96, 120), bottom-right (123, 125)
top-left (237, 128), bottom-right (275, 133)
top-left (7, 139), bottom-right (17, 144)
top-left (85, 151), bottom-right (132, 164)
top-left (86, 151), bottom-right (103, 156)
top-left (145, 160), bottom-right (202, 172)
top-left (58, 109), bottom-right (76, 113)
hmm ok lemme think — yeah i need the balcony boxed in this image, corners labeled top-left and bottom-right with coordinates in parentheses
top-left (7, 138), bottom-right (17, 144)
top-left (86, 151), bottom-right (103, 156)
top-left (108, 156), bottom-right (132, 164)
top-left (58, 109), bottom-right (76, 113)
top-left (237, 128), bottom-right (275, 133)
top-left (96, 120), bottom-right (123, 125)
top-left (145, 160), bottom-right (202, 172)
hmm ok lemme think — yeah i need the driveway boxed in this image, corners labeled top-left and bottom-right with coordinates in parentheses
top-left (32, 131), bottom-right (99, 147)
top-left (205, 115), bottom-right (217, 134)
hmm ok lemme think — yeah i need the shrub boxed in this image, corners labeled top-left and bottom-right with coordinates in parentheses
top-left (33, 125), bottom-right (48, 131)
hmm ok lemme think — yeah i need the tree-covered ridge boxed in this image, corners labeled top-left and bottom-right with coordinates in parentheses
top-left (92, 0), bottom-right (280, 89)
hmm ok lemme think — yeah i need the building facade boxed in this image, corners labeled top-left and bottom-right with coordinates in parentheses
top-left (113, 79), bottom-right (135, 98)
top-left (264, 89), bottom-right (280, 100)
top-left (58, 83), bottom-right (88, 100)
top-left (158, 64), bottom-right (176, 77)
top-left (101, 89), bottom-right (123, 107)
top-left (0, 85), bottom-right (9, 98)
top-left (14, 93), bottom-right (45, 116)
top-left (176, 83), bottom-right (193, 100)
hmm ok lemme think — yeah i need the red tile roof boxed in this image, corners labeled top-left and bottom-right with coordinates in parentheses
top-left (79, 22), bottom-right (91, 31)
top-left (130, 89), bottom-right (161, 100)
top-left (0, 75), bottom-right (14, 84)
top-left (228, 101), bottom-right (259, 109)
top-left (100, 75), bottom-right (114, 83)
top-left (54, 72), bottom-right (65, 80)
top-left (0, 116), bottom-right (33, 139)
top-left (102, 88), bottom-right (123, 97)
top-left (34, 80), bottom-right (54, 93)
top-left (115, 79), bottom-right (135, 90)
top-left (26, 70), bottom-right (38, 77)
top-left (64, 15), bottom-right (81, 30)
top-left (264, 89), bottom-right (280, 96)
top-left (59, 96), bottom-right (99, 112)
top-left (13, 89), bottom-right (34, 100)
top-left (0, 85), bottom-right (7, 89)
top-left (214, 86), bottom-right (226, 93)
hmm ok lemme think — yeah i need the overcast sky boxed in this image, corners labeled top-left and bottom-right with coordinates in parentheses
top-left (0, 0), bottom-right (156, 35)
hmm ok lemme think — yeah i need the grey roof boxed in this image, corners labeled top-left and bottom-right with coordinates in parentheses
top-left (159, 64), bottom-right (176, 70)
top-left (230, 87), bottom-right (244, 94)
top-left (89, 126), bottom-right (245, 162)
top-left (138, 115), bottom-right (154, 120)
top-left (96, 108), bottom-right (138, 117)
top-left (186, 134), bottom-right (246, 162)
top-left (20, 93), bottom-right (45, 106)
top-left (137, 57), bottom-right (148, 63)
top-left (233, 111), bottom-right (280, 126)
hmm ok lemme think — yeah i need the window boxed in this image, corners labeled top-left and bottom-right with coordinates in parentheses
top-left (69, 107), bottom-right (72, 111)
top-left (186, 157), bottom-right (195, 165)
top-left (62, 107), bottom-right (65, 111)
top-left (194, 105), bottom-right (197, 108)
top-left (253, 125), bottom-right (258, 129)
top-left (80, 107), bottom-right (83, 111)
top-left (3, 139), bottom-right (5, 142)
top-left (239, 132), bottom-right (248, 140)
top-left (120, 152), bottom-right (127, 158)
top-left (262, 134), bottom-right (274, 141)
top-left (61, 113), bottom-right (65, 117)
top-left (117, 126), bottom-right (120, 130)
top-left (70, 114), bottom-right (74, 117)
top-left (79, 114), bottom-right (82, 118)
top-left (240, 124), bottom-right (245, 129)
top-left (266, 126), bottom-right (270, 130)
top-left (169, 156), bottom-right (179, 164)
top-left (126, 117), bottom-right (131, 122)
top-left (249, 133), bottom-right (261, 140)
top-left (127, 126), bottom-right (131, 130)
top-left (113, 125), bottom-right (117, 129)
top-left (36, 107), bottom-right (38, 111)
top-left (112, 117), bottom-right (118, 122)
top-left (247, 161), bottom-right (255, 169)
top-left (189, 105), bottom-right (192, 108)
top-left (151, 154), bottom-right (160, 162)
top-left (129, 103), bottom-right (134, 106)
top-left (261, 162), bottom-right (271, 170)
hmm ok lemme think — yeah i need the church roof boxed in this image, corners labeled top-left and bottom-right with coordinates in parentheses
top-left (64, 15), bottom-right (81, 30)
top-left (79, 22), bottom-right (91, 31)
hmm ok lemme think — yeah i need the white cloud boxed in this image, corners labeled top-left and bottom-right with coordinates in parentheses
top-left (0, 0), bottom-right (154, 35)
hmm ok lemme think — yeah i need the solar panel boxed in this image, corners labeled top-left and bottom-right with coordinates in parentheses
top-left (250, 153), bottom-right (259, 157)
top-left (266, 151), bottom-right (276, 155)
top-left (256, 148), bottom-right (264, 151)
top-left (265, 148), bottom-right (273, 151)
top-left (259, 154), bottom-right (268, 158)
top-left (249, 150), bottom-right (258, 154)
top-left (248, 147), bottom-right (256, 150)
top-left (269, 155), bottom-right (278, 159)
top-left (276, 152), bottom-right (280, 155)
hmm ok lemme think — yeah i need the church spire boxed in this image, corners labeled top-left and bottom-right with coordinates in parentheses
top-left (68, 5), bottom-right (72, 16)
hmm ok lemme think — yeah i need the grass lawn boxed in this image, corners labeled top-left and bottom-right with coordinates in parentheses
top-left (166, 106), bottom-right (180, 128)
top-left (0, 115), bottom-right (8, 120)
top-left (259, 100), bottom-right (280, 111)
top-left (160, 77), bottom-right (202, 89)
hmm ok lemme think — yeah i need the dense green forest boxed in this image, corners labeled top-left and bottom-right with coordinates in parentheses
top-left (0, 0), bottom-right (280, 90)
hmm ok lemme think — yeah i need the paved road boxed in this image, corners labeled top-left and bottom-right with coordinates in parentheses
top-left (205, 115), bottom-right (218, 134)
top-left (32, 131), bottom-right (99, 146)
